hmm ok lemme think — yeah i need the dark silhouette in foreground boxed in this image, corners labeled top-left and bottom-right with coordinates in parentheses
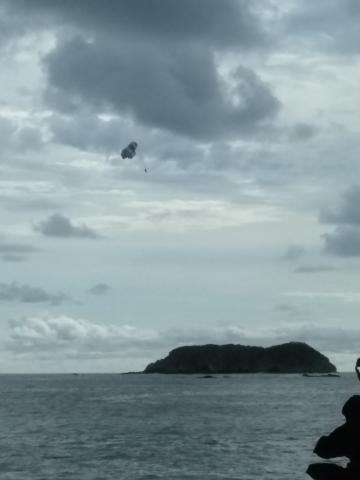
top-left (307, 358), bottom-right (360, 479)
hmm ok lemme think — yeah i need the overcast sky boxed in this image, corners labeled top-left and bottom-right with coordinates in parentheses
top-left (1, 1), bottom-right (360, 373)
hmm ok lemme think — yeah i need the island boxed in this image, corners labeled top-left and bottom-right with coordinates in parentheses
top-left (144, 342), bottom-right (336, 374)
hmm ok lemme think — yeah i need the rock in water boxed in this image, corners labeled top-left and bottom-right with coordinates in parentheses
top-left (144, 342), bottom-right (336, 374)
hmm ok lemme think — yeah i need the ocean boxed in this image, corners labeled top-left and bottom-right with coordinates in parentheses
top-left (0, 373), bottom-right (358, 479)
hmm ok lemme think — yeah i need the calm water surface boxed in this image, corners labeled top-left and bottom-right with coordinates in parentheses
top-left (0, 373), bottom-right (358, 479)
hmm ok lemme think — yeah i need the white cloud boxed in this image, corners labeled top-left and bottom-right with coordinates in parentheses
top-left (6, 315), bottom-right (360, 371)
top-left (8, 315), bottom-right (159, 355)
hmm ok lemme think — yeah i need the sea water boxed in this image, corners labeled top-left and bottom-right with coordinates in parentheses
top-left (0, 373), bottom-right (358, 480)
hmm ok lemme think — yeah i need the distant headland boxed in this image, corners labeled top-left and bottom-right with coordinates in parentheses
top-left (144, 342), bottom-right (336, 374)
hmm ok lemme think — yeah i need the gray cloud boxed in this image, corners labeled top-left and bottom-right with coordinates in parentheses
top-left (49, 113), bottom-right (211, 172)
top-left (281, 245), bottom-right (306, 261)
top-left (44, 37), bottom-right (279, 141)
top-left (88, 283), bottom-right (111, 296)
top-left (0, 240), bottom-right (39, 262)
top-left (7, 315), bottom-right (359, 371)
top-left (0, 282), bottom-right (69, 305)
top-left (289, 123), bottom-right (318, 142)
top-left (287, 0), bottom-right (360, 54)
top-left (2, 1), bottom-right (279, 141)
top-left (0, 241), bottom-right (37, 254)
top-left (0, 117), bottom-right (43, 154)
top-left (1, 254), bottom-right (26, 263)
top-left (34, 213), bottom-right (99, 239)
top-left (320, 185), bottom-right (360, 226)
top-left (3, 1), bottom-right (267, 49)
top-left (323, 227), bottom-right (360, 257)
top-left (320, 186), bottom-right (360, 256)
top-left (49, 114), bottom-right (131, 155)
top-left (275, 304), bottom-right (298, 313)
top-left (294, 265), bottom-right (336, 274)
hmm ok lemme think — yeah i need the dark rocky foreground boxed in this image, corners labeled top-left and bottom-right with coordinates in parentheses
top-left (307, 395), bottom-right (360, 479)
top-left (144, 342), bottom-right (336, 374)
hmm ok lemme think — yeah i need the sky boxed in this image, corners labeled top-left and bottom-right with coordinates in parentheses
top-left (0, 0), bottom-right (360, 373)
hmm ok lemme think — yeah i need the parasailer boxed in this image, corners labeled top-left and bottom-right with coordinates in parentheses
top-left (120, 141), bottom-right (147, 172)
top-left (121, 141), bottom-right (138, 159)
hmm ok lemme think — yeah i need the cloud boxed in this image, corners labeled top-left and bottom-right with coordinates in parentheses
top-left (8, 314), bottom-right (159, 355)
top-left (275, 303), bottom-right (299, 313)
top-left (289, 123), bottom-right (318, 142)
top-left (323, 227), bottom-right (360, 257)
top-left (34, 213), bottom-right (99, 238)
top-left (88, 283), bottom-right (111, 296)
top-left (320, 186), bottom-right (360, 256)
top-left (0, 240), bottom-right (38, 254)
top-left (286, 0), bottom-right (360, 54)
top-left (3, 1), bottom-right (267, 49)
top-left (2, 1), bottom-right (279, 141)
top-left (0, 282), bottom-right (70, 305)
top-left (320, 186), bottom-right (360, 226)
top-left (0, 116), bottom-right (43, 154)
top-left (281, 245), bottom-right (306, 261)
top-left (168, 322), bottom-right (360, 364)
top-left (7, 316), bottom-right (360, 371)
top-left (294, 265), bottom-right (336, 273)
top-left (1, 254), bottom-right (26, 263)
top-left (48, 114), bottom-right (133, 155)
top-left (43, 37), bottom-right (279, 141)
top-left (0, 240), bottom-right (39, 262)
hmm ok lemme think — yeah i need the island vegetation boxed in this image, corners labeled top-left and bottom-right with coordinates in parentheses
top-left (144, 342), bottom-right (336, 374)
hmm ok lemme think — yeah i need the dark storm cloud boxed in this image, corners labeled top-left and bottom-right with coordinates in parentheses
top-left (44, 37), bottom-right (279, 140)
top-left (0, 282), bottom-right (69, 305)
top-left (88, 283), bottom-right (111, 296)
top-left (2, 0), bottom-right (267, 48)
top-left (3, 1), bottom-right (279, 141)
top-left (34, 213), bottom-right (99, 239)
